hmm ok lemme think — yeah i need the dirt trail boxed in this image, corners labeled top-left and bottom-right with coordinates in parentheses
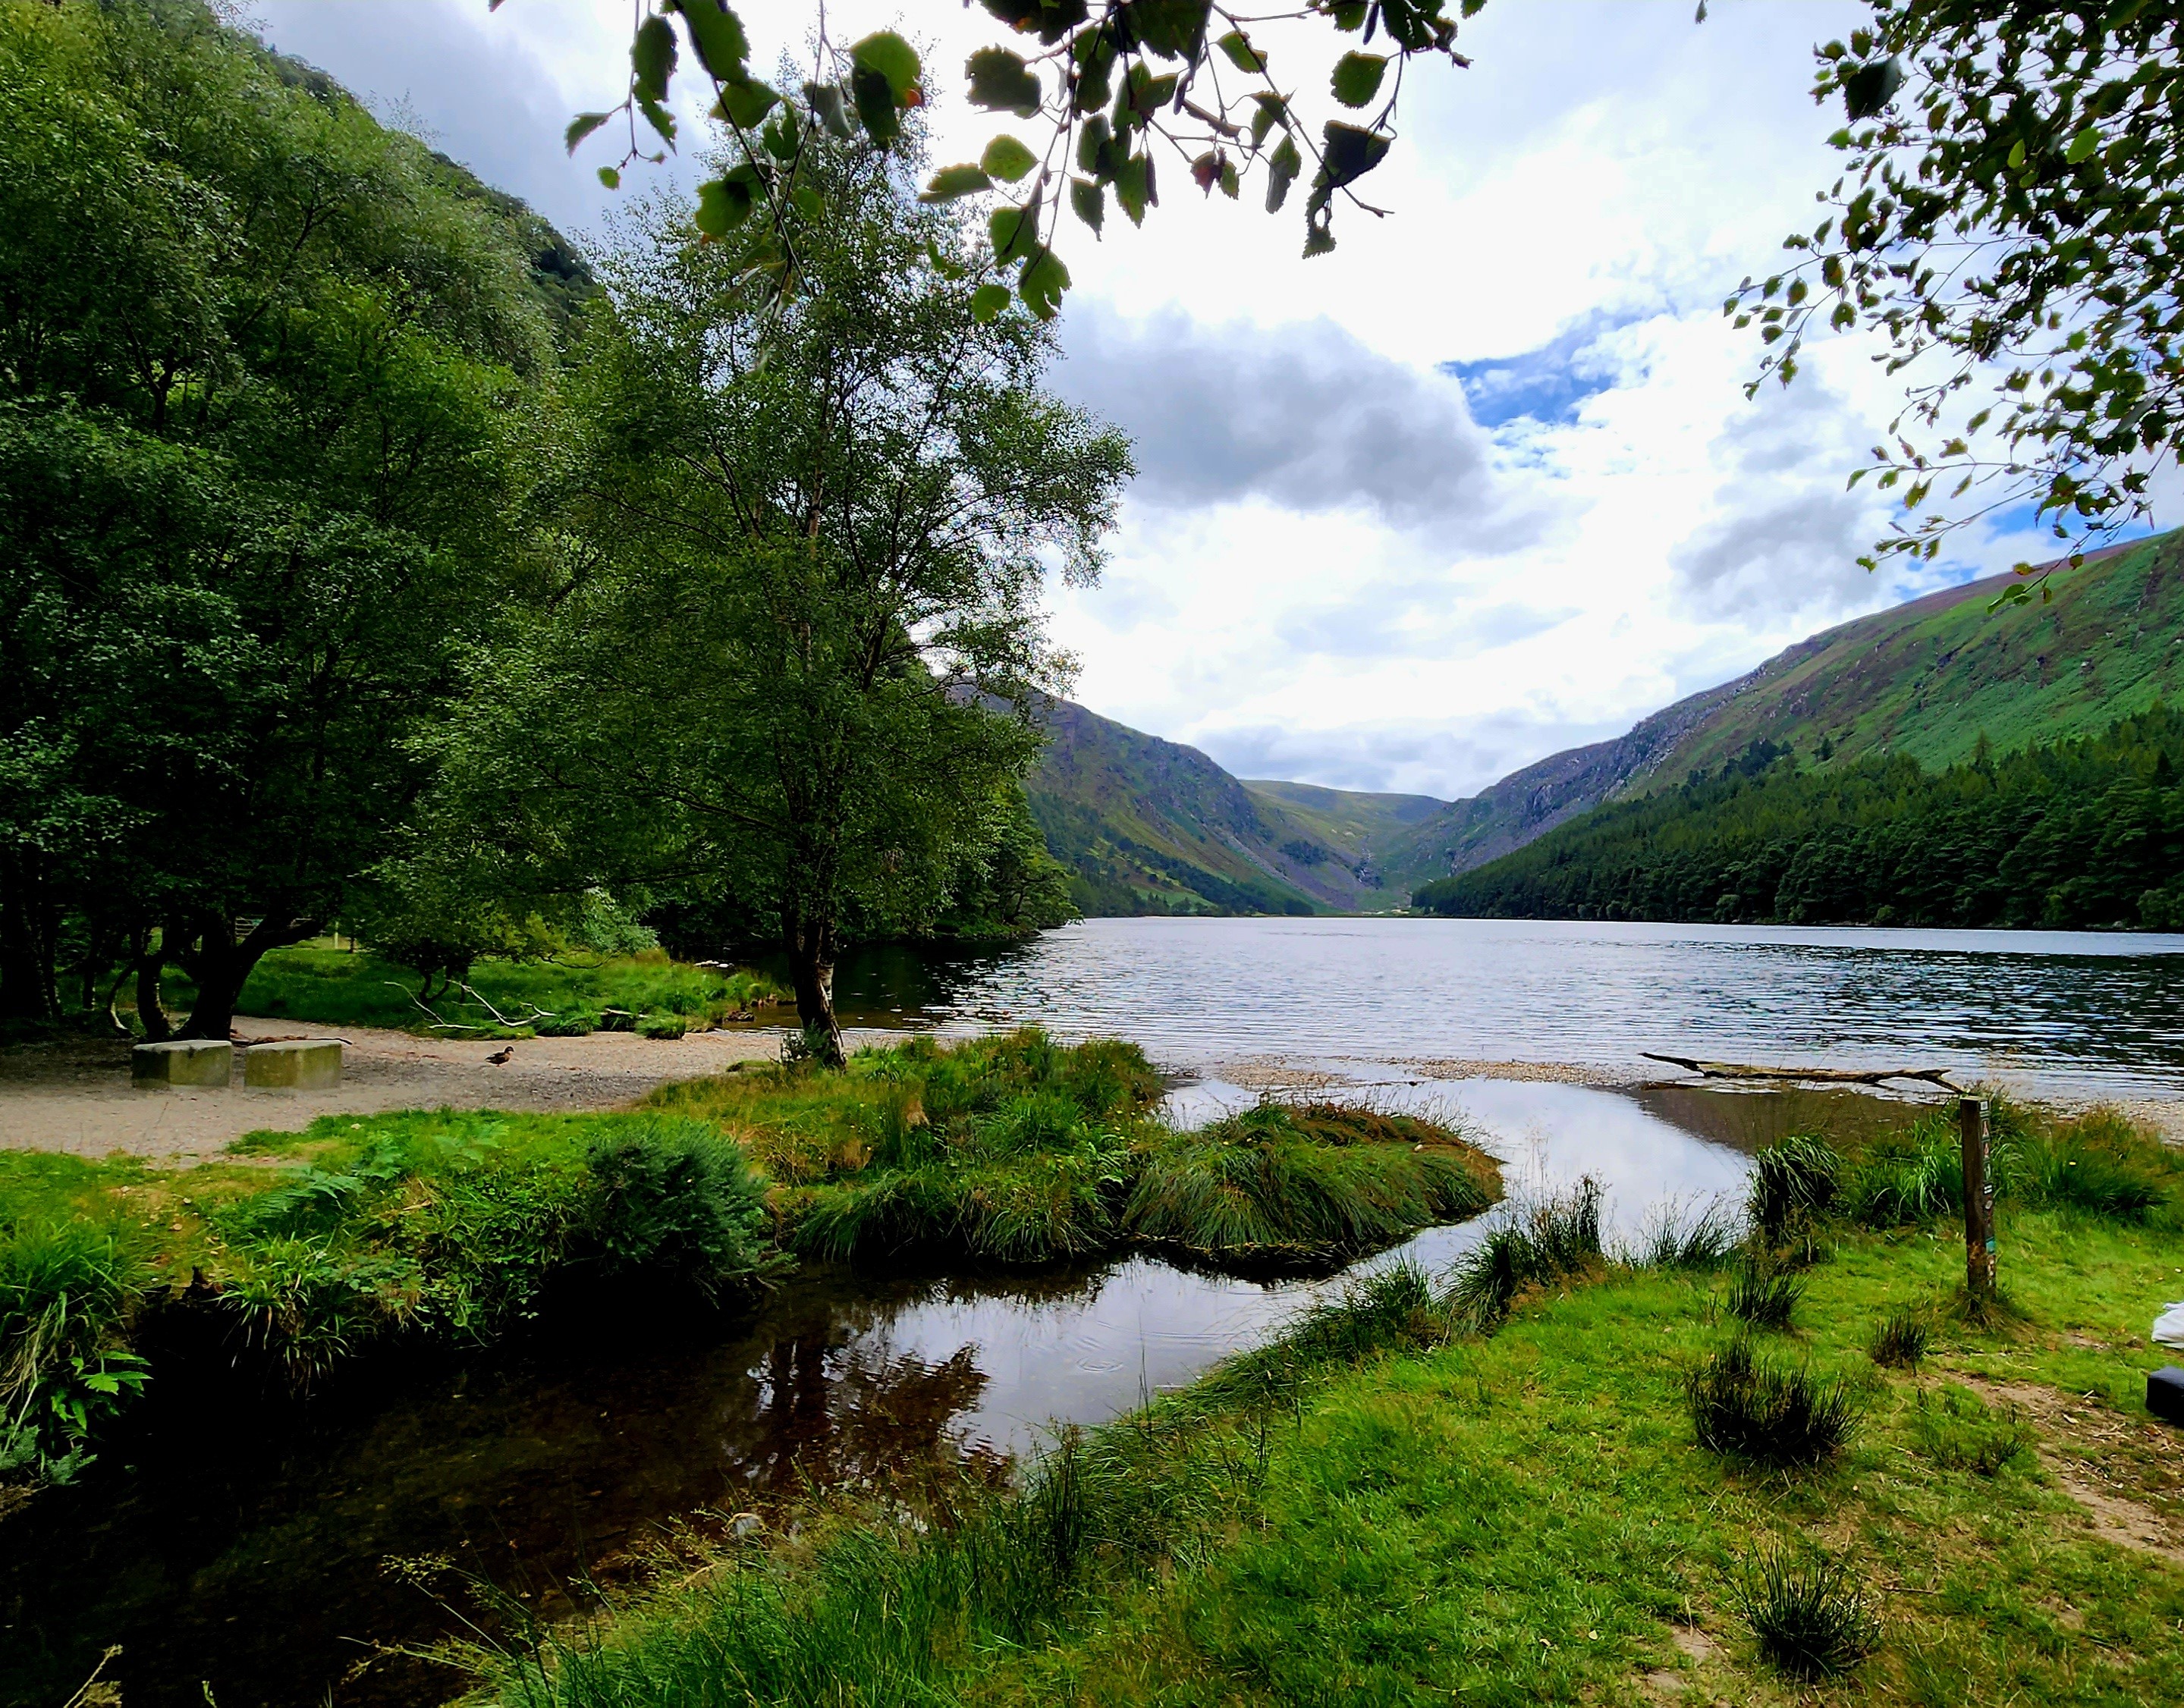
top-left (0, 1019), bottom-right (894, 1162)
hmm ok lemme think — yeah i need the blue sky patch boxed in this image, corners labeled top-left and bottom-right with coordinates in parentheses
top-left (1441, 319), bottom-right (1626, 429)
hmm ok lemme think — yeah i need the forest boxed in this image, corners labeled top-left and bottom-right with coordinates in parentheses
top-left (0, 0), bottom-right (1105, 1063)
top-left (1413, 706), bottom-right (2184, 931)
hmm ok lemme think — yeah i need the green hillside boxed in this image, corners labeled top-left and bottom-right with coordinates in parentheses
top-left (1414, 703), bottom-right (2184, 931)
top-left (1026, 703), bottom-right (1434, 915)
top-left (1385, 530), bottom-right (2184, 888)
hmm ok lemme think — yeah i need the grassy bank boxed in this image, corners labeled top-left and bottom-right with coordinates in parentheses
top-left (470, 1107), bottom-right (2184, 1708)
top-left (649, 1030), bottom-right (1501, 1270)
top-left (228, 943), bottom-right (790, 1038)
top-left (1, 1111), bottom-right (773, 1487)
top-left (2, 1031), bottom-right (1499, 1496)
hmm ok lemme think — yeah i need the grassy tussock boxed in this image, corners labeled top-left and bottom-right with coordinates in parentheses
top-left (1685, 1339), bottom-right (1859, 1467)
top-left (661, 1035), bottom-right (1501, 1272)
top-left (1911, 1383), bottom-right (2035, 1476)
top-left (1629, 1198), bottom-right (1740, 1270)
top-left (1723, 1255), bottom-right (1803, 1330)
top-left (1738, 1543), bottom-right (1879, 1681)
top-left (1444, 1179), bottom-right (1604, 1332)
top-left (1867, 1306), bottom-right (1930, 1369)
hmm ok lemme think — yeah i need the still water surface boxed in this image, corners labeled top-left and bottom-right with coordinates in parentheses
top-left (837, 916), bottom-right (2184, 1100)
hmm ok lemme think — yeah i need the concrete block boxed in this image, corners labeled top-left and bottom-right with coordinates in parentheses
top-left (133, 1039), bottom-right (233, 1088)
top-left (2151, 1366), bottom-right (2184, 1427)
top-left (244, 1038), bottom-right (344, 1090)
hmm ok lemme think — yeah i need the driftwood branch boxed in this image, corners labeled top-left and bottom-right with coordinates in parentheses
top-left (1640, 1052), bottom-right (1962, 1091)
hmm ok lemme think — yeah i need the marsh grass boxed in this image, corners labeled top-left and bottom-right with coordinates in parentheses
top-left (1685, 1339), bottom-right (1858, 1467)
top-left (1723, 1256), bottom-right (1803, 1330)
top-left (1746, 1136), bottom-right (1843, 1244)
top-left (1444, 1179), bottom-right (1603, 1332)
top-left (1738, 1543), bottom-right (1880, 1681)
top-left (1629, 1198), bottom-right (1740, 1270)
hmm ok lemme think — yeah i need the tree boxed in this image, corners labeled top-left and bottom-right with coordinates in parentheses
top-left (1733, 2), bottom-right (2182, 585)
top-left (0, 0), bottom-right (555, 1035)
top-left (432, 113), bottom-right (1130, 1063)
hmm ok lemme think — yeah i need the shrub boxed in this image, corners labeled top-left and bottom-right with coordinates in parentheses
top-left (1445, 1179), bottom-right (1603, 1332)
top-left (1868, 1308), bottom-right (1930, 1369)
top-left (0, 1220), bottom-right (150, 1483)
top-left (1912, 1383), bottom-right (2035, 1476)
top-left (1747, 1137), bottom-right (1843, 1243)
top-left (583, 1119), bottom-right (773, 1298)
top-left (1739, 1543), bottom-right (1879, 1681)
top-left (1724, 1257), bottom-right (1803, 1330)
top-left (1686, 1339), bottom-right (1857, 1467)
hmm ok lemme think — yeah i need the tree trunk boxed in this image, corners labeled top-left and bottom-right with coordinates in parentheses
top-left (785, 915), bottom-right (844, 1067)
top-left (136, 940), bottom-right (171, 1043)
top-left (0, 846), bottom-right (58, 1024)
top-left (175, 913), bottom-right (312, 1040)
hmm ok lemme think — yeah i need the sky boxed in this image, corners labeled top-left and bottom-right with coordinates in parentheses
top-left (245, 0), bottom-right (2088, 802)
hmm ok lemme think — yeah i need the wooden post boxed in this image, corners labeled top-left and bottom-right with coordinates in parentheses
top-left (1959, 1095), bottom-right (1995, 1295)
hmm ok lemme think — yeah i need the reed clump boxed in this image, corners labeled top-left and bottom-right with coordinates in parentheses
top-left (1724, 1254), bottom-right (1804, 1330)
top-left (1739, 1543), bottom-right (1879, 1681)
top-left (1685, 1339), bottom-right (1858, 1468)
top-left (1444, 1179), bottom-right (1604, 1332)
top-left (1867, 1307), bottom-right (1930, 1369)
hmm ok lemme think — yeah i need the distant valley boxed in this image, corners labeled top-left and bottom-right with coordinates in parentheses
top-left (1032, 530), bottom-right (2184, 915)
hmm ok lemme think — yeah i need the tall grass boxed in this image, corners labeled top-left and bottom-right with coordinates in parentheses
top-left (1686, 1339), bottom-right (1857, 1467)
top-left (1629, 1198), bottom-right (1740, 1270)
top-left (1747, 1137), bottom-right (1843, 1243)
top-left (0, 1220), bottom-right (150, 1484)
top-left (1724, 1256), bottom-right (1804, 1330)
top-left (1444, 1179), bottom-right (1603, 1332)
top-left (1839, 1100), bottom-right (2175, 1229)
top-left (1739, 1543), bottom-right (1879, 1681)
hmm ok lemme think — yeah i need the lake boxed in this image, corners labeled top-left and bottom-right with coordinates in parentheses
top-left (836, 915), bottom-right (2184, 1101)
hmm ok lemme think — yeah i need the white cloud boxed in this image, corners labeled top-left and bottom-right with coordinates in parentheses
top-left (247, 0), bottom-right (2061, 802)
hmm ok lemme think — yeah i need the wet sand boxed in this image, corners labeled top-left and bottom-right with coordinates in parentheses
top-left (0, 1019), bottom-right (888, 1161)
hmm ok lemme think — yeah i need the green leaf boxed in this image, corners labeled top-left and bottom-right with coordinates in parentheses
top-left (1250, 93), bottom-right (1287, 149)
top-left (922, 164), bottom-right (996, 203)
top-left (989, 190), bottom-right (1043, 264)
top-left (1019, 246), bottom-right (1070, 319)
top-left (850, 30), bottom-right (922, 102)
top-left (762, 108), bottom-right (800, 160)
top-left (638, 94), bottom-right (677, 148)
top-left (1328, 1), bottom-right (1368, 27)
top-left (1331, 52), bottom-right (1388, 108)
top-left (791, 183), bottom-right (822, 221)
top-left (671, 0), bottom-right (750, 80)
top-left (852, 66), bottom-right (900, 146)
top-left (1265, 133), bottom-right (1302, 212)
top-left (967, 48), bottom-right (1043, 118)
top-left (1303, 216), bottom-right (1336, 258)
top-left (971, 281), bottom-right (1013, 323)
top-left (632, 14), bottom-right (677, 103)
top-left (1070, 175), bottom-right (1105, 233)
top-left (1133, 0), bottom-right (1212, 60)
top-left (694, 175), bottom-right (755, 237)
top-left (982, 134), bottom-right (1039, 182)
top-left (717, 76), bottom-right (780, 129)
top-left (1076, 113), bottom-right (1112, 176)
top-left (805, 80), bottom-right (853, 139)
top-left (1114, 152), bottom-right (1152, 225)
top-left (2006, 138), bottom-right (2027, 168)
top-left (1318, 121), bottom-right (1391, 188)
top-left (597, 165), bottom-right (621, 189)
top-left (1217, 30), bottom-right (1268, 74)
top-left (564, 111), bottom-right (611, 154)
top-left (1841, 56), bottom-right (1902, 120)
top-left (1218, 159), bottom-right (1240, 199)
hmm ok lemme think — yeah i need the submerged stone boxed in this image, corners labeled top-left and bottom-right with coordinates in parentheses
top-left (132, 1039), bottom-right (233, 1088)
top-left (243, 1038), bottom-right (344, 1090)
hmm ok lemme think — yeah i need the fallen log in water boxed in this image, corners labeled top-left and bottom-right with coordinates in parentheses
top-left (1639, 1052), bottom-right (1962, 1091)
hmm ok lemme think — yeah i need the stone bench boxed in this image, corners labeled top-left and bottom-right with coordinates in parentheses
top-left (132, 1039), bottom-right (234, 1088)
top-left (244, 1038), bottom-right (344, 1090)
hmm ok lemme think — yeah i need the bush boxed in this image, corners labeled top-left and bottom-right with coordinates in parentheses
top-left (1739, 1543), bottom-right (1879, 1681)
top-left (1686, 1339), bottom-right (1857, 1467)
top-left (1724, 1256), bottom-right (1803, 1330)
top-left (1868, 1308), bottom-right (1930, 1369)
top-left (0, 1220), bottom-right (150, 1483)
top-left (1912, 1383), bottom-right (2035, 1475)
top-left (1747, 1137), bottom-right (1843, 1244)
top-left (1445, 1179), bottom-right (1603, 1332)
top-left (583, 1119), bottom-right (773, 1298)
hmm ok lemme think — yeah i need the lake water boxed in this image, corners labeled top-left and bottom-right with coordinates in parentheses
top-left (837, 916), bottom-right (2184, 1102)
top-left (10, 915), bottom-right (2180, 1706)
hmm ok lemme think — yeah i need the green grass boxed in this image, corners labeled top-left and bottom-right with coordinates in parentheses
top-left (653, 1035), bottom-right (1503, 1271)
top-left (469, 1117), bottom-right (2184, 1708)
top-left (228, 942), bottom-right (788, 1038)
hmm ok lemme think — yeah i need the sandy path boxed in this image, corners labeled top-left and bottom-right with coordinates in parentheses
top-left (0, 1019), bottom-right (896, 1163)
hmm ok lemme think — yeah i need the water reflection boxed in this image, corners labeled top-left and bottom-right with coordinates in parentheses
top-left (0, 1076), bottom-right (1887, 1708)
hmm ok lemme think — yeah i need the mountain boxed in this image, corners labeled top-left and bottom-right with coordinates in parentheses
top-left (1026, 702), bottom-right (1439, 915)
top-left (1385, 529), bottom-right (2184, 887)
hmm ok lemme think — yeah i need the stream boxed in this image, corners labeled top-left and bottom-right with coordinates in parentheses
top-left (0, 1075), bottom-right (1922, 1708)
